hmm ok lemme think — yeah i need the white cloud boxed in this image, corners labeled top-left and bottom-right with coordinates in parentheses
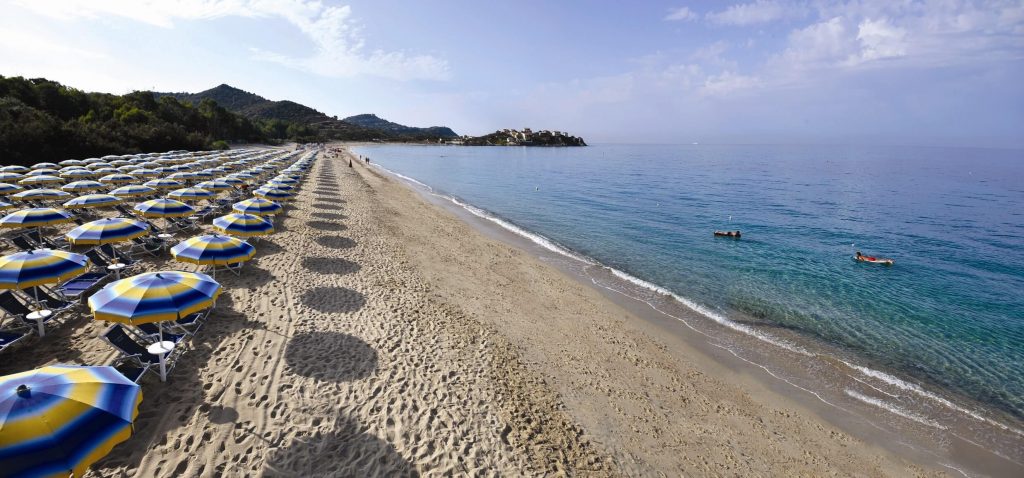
top-left (706, 1), bottom-right (792, 26)
top-left (700, 71), bottom-right (761, 96)
top-left (780, 17), bottom-right (852, 67)
top-left (665, 6), bottom-right (698, 21)
top-left (8, 0), bottom-right (449, 81)
top-left (851, 17), bottom-right (907, 63)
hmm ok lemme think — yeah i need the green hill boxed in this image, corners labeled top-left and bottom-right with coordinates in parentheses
top-left (0, 75), bottom-right (269, 165)
top-left (161, 84), bottom-right (458, 141)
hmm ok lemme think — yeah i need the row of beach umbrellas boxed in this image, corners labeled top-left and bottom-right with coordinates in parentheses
top-left (0, 147), bottom-right (319, 477)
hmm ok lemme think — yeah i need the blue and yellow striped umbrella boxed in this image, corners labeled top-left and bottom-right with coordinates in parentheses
top-left (109, 185), bottom-right (156, 198)
top-left (63, 194), bottom-right (123, 210)
top-left (143, 179), bottom-right (183, 190)
top-left (11, 189), bottom-right (71, 203)
top-left (264, 181), bottom-right (295, 191)
top-left (0, 364), bottom-right (142, 478)
top-left (167, 187), bottom-right (214, 202)
top-left (253, 188), bottom-right (293, 201)
top-left (18, 175), bottom-right (64, 186)
top-left (0, 201), bottom-right (13, 212)
top-left (0, 173), bottom-right (24, 183)
top-left (133, 198), bottom-right (193, 218)
top-left (31, 163), bottom-right (58, 170)
top-left (59, 169), bottom-right (99, 179)
top-left (0, 208), bottom-right (73, 229)
top-left (231, 197), bottom-right (282, 216)
top-left (61, 180), bottom-right (105, 192)
top-left (88, 271), bottom-right (221, 324)
top-left (0, 165), bottom-right (29, 173)
top-left (0, 249), bottom-right (89, 289)
top-left (171, 234), bottom-right (255, 266)
top-left (211, 213), bottom-right (274, 237)
top-left (66, 218), bottom-right (149, 246)
top-left (97, 174), bottom-right (134, 185)
top-left (195, 180), bottom-right (231, 192)
top-left (0, 183), bottom-right (23, 195)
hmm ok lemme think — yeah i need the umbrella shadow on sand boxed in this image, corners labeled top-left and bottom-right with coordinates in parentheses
top-left (284, 331), bottom-right (376, 382)
top-left (299, 287), bottom-right (366, 314)
top-left (310, 212), bottom-right (346, 220)
top-left (310, 201), bottom-right (346, 210)
top-left (314, 235), bottom-right (356, 250)
top-left (264, 414), bottom-right (418, 477)
top-left (93, 295), bottom-right (265, 475)
top-left (306, 221), bottom-right (347, 232)
top-left (301, 257), bottom-right (360, 276)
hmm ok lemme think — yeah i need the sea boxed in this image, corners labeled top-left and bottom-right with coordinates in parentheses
top-left (353, 143), bottom-right (1024, 474)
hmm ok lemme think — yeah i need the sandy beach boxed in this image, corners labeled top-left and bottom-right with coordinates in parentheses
top-left (0, 145), bottom-right (946, 476)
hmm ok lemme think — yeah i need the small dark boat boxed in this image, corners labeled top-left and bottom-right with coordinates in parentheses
top-left (714, 230), bottom-right (741, 238)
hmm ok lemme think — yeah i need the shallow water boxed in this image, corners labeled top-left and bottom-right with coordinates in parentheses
top-left (355, 143), bottom-right (1024, 457)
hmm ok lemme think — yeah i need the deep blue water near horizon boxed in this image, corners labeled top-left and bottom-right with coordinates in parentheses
top-left (354, 143), bottom-right (1024, 422)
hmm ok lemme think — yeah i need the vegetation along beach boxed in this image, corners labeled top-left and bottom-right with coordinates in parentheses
top-left (0, 1), bottom-right (1021, 477)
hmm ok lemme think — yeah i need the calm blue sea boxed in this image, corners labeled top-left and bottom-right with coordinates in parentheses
top-left (354, 143), bottom-right (1024, 423)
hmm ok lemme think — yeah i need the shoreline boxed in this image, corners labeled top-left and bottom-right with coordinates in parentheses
top-left (349, 144), bottom-right (1023, 476)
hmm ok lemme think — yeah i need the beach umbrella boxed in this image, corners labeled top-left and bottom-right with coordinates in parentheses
top-left (211, 213), bottom-right (274, 237)
top-left (171, 234), bottom-right (255, 276)
top-left (0, 364), bottom-right (142, 478)
top-left (195, 180), bottom-right (231, 192)
top-left (129, 168), bottom-right (159, 178)
top-left (0, 165), bottom-right (29, 173)
top-left (88, 270), bottom-right (221, 348)
top-left (18, 174), bottom-right (63, 186)
top-left (253, 187), bottom-right (293, 201)
top-left (0, 183), bottom-right (24, 195)
top-left (31, 162), bottom-right (59, 170)
top-left (231, 197), bottom-right (282, 216)
top-left (116, 165), bottom-right (140, 173)
top-left (167, 187), bottom-right (214, 202)
top-left (25, 169), bottom-right (59, 177)
top-left (62, 180), bottom-right (106, 192)
top-left (91, 167), bottom-right (118, 175)
top-left (109, 185), bottom-right (157, 198)
top-left (0, 249), bottom-right (88, 335)
top-left (133, 198), bottom-right (193, 218)
top-left (63, 193), bottom-right (123, 210)
top-left (264, 181), bottom-right (295, 191)
top-left (60, 168), bottom-right (99, 179)
top-left (0, 173), bottom-right (24, 183)
top-left (219, 176), bottom-right (245, 186)
top-left (0, 201), bottom-right (13, 212)
top-left (0, 249), bottom-right (89, 290)
top-left (98, 174), bottom-right (135, 185)
top-left (0, 208), bottom-right (73, 244)
top-left (66, 217), bottom-right (149, 246)
top-left (11, 188), bottom-right (72, 202)
top-left (58, 159), bottom-right (86, 166)
top-left (144, 178), bottom-right (183, 190)
top-left (81, 158), bottom-right (104, 165)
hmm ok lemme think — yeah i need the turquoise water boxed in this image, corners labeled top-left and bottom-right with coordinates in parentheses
top-left (354, 144), bottom-right (1024, 423)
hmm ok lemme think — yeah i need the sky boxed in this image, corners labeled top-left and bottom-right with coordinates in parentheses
top-left (1, 0), bottom-right (1022, 147)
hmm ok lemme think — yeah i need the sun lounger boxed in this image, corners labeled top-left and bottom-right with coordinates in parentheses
top-left (21, 286), bottom-right (76, 312)
top-left (56, 272), bottom-right (109, 302)
top-left (0, 329), bottom-right (29, 354)
top-left (10, 235), bottom-right (40, 252)
top-left (112, 360), bottom-right (152, 383)
top-left (100, 244), bottom-right (142, 265)
top-left (0, 290), bottom-right (67, 334)
top-left (134, 322), bottom-right (191, 341)
top-left (102, 324), bottom-right (185, 375)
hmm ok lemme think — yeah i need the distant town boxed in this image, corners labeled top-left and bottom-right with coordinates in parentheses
top-left (444, 128), bottom-right (587, 147)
